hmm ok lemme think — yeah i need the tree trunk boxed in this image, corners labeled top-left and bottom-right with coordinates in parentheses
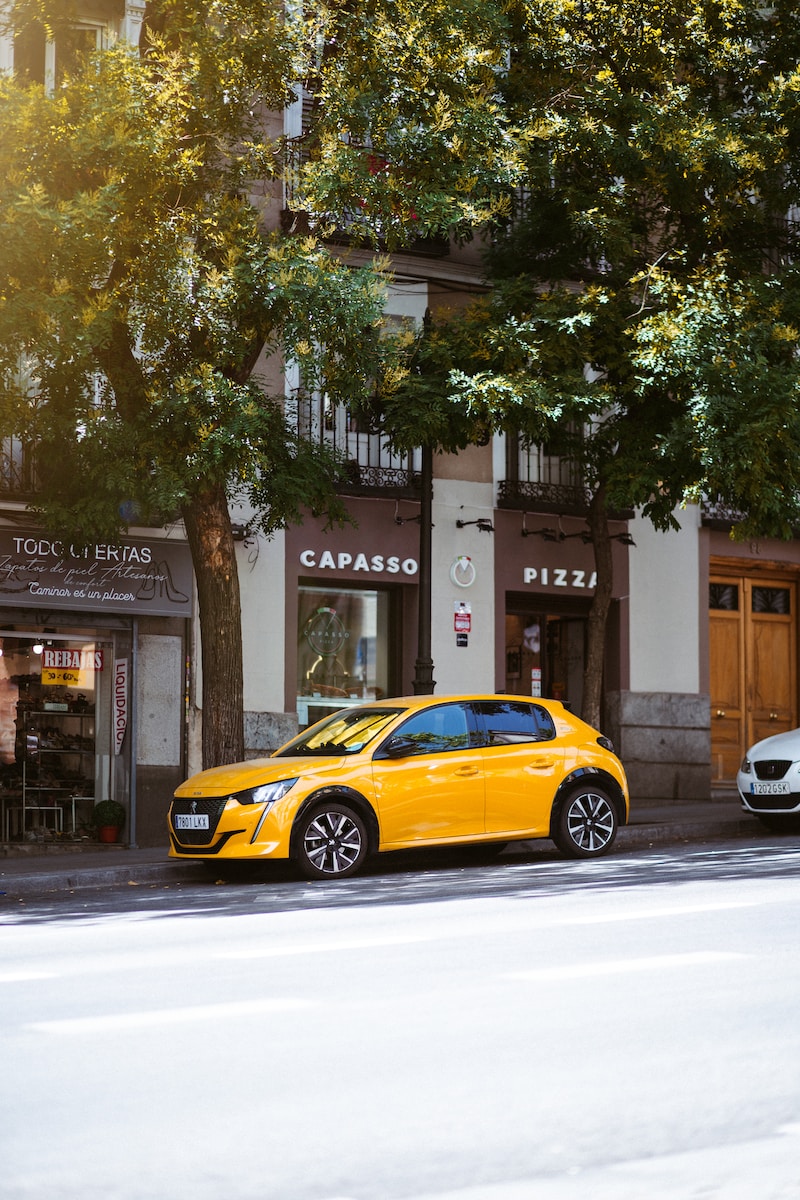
top-left (581, 485), bottom-right (614, 732)
top-left (182, 484), bottom-right (245, 767)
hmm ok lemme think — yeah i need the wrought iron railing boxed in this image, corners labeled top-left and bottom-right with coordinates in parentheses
top-left (289, 392), bottom-right (422, 498)
top-left (0, 438), bottom-right (38, 497)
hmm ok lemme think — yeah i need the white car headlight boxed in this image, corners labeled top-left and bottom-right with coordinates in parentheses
top-left (740, 757), bottom-right (751, 775)
top-left (230, 779), bottom-right (298, 806)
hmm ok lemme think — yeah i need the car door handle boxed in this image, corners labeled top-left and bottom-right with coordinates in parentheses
top-left (454, 766), bottom-right (480, 776)
top-left (530, 756), bottom-right (557, 769)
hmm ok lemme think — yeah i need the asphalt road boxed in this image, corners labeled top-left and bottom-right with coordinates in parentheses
top-left (3, 840), bottom-right (800, 1200)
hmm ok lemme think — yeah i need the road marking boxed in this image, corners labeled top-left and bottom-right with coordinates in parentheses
top-left (0, 970), bottom-right (56, 983)
top-left (26, 997), bottom-right (313, 1035)
top-left (506, 951), bottom-right (746, 982)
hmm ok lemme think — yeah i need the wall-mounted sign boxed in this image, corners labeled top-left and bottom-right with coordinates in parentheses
top-left (450, 556), bottom-right (476, 588)
top-left (299, 549), bottom-right (418, 577)
top-left (0, 533), bottom-right (193, 617)
top-left (454, 602), bottom-right (472, 633)
top-left (523, 566), bottom-right (598, 591)
top-left (114, 658), bottom-right (128, 756)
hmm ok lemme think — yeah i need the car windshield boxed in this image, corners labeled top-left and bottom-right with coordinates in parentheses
top-left (274, 707), bottom-right (404, 756)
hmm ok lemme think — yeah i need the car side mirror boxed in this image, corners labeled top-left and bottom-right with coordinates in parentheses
top-left (377, 735), bottom-right (417, 760)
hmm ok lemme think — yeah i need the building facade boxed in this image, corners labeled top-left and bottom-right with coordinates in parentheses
top-left (2, 1), bottom-right (797, 850)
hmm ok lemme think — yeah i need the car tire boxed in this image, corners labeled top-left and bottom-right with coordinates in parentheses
top-left (553, 786), bottom-right (618, 858)
top-left (295, 802), bottom-right (369, 879)
top-left (756, 813), bottom-right (800, 834)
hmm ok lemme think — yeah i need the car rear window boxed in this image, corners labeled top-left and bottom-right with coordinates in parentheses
top-left (474, 700), bottom-right (556, 745)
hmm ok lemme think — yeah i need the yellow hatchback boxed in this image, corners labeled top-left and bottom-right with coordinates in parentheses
top-left (168, 694), bottom-right (629, 879)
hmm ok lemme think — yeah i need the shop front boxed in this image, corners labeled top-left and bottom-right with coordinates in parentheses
top-left (494, 511), bottom-right (629, 719)
top-left (0, 529), bottom-right (193, 846)
top-left (285, 502), bottom-right (421, 728)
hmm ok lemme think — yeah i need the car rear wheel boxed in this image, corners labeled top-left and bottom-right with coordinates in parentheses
top-left (553, 786), bottom-right (618, 858)
top-left (296, 802), bottom-right (368, 879)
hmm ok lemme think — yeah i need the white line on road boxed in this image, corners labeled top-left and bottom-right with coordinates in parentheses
top-left (25, 996), bottom-right (313, 1035)
top-left (0, 970), bottom-right (56, 983)
top-left (506, 951), bottom-right (746, 982)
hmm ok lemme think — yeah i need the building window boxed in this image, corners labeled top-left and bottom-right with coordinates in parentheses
top-left (14, 20), bottom-right (104, 90)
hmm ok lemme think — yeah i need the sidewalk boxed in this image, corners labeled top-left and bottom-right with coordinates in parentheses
top-left (0, 795), bottom-right (763, 898)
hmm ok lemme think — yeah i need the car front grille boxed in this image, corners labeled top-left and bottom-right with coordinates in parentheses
top-left (754, 760), bottom-right (792, 781)
top-left (170, 796), bottom-right (229, 845)
top-left (746, 794), bottom-right (800, 811)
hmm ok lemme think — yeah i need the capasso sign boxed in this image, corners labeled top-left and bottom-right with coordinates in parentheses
top-left (300, 549), bottom-right (418, 576)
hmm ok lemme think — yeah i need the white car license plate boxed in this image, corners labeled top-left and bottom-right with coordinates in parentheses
top-left (175, 814), bottom-right (209, 829)
top-left (751, 781), bottom-right (791, 796)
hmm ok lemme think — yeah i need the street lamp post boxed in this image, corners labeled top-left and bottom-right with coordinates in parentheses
top-left (412, 442), bottom-right (435, 694)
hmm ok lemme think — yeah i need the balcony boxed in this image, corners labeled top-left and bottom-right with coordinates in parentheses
top-left (0, 439), bottom-right (38, 499)
top-left (281, 137), bottom-right (450, 258)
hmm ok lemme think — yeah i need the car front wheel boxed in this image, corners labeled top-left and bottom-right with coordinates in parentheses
top-left (553, 786), bottom-right (618, 858)
top-left (296, 802), bottom-right (369, 879)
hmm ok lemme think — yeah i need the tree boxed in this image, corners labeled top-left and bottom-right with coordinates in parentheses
top-left (0, 0), bottom-right (515, 764)
top-left (390, 0), bottom-right (800, 728)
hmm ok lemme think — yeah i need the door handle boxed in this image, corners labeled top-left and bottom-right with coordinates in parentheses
top-left (454, 766), bottom-right (480, 777)
top-left (770, 711), bottom-right (779, 720)
top-left (716, 710), bottom-right (726, 718)
top-left (530, 757), bottom-right (557, 769)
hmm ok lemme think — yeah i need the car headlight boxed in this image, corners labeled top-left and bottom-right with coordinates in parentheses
top-left (740, 757), bottom-right (751, 775)
top-left (229, 779), bottom-right (298, 806)
top-left (596, 735), bottom-right (616, 755)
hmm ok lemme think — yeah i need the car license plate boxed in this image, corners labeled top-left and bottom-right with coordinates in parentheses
top-left (175, 814), bottom-right (209, 829)
top-left (751, 781), bottom-right (791, 796)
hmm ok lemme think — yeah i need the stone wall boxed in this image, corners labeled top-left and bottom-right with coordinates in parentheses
top-left (244, 710), bottom-right (299, 759)
top-left (605, 691), bottom-right (711, 802)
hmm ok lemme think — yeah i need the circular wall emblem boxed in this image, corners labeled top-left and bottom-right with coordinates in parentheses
top-left (303, 607), bottom-right (348, 655)
top-left (449, 555), bottom-right (476, 588)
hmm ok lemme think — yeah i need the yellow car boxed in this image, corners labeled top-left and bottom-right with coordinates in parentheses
top-left (168, 694), bottom-right (629, 879)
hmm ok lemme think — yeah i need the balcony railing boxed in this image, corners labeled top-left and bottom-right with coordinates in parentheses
top-left (0, 438), bottom-right (38, 497)
top-left (289, 392), bottom-right (422, 498)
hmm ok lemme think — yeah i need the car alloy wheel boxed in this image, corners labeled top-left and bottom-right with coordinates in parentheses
top-left (297, 803), bottom-right (368, 879)
top-left (554, 787), bottom-right (617, 858)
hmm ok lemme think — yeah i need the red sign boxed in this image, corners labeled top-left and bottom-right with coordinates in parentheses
top-left (454, 609), bottom-right (472, 633)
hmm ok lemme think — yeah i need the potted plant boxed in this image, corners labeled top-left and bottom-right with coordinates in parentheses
top-left (92, 799), bottom-right (126, 844)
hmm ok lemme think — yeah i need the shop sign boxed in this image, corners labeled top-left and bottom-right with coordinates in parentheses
top-left (41, 647), bottom-right (103, 689)
top-left (0, 532), bottom-right (193, 617)
top-left (114, 659), bottom-right (128, 755)
top-left (450, 556), bottom-right (476, 588)
top-left (523, 565), bottom-right (597, 591)
top-left (299, 549), bottom-right (418, 577)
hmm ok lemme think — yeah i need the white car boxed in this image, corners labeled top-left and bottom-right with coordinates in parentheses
top-left (737, 728), bottom-right (800, 831)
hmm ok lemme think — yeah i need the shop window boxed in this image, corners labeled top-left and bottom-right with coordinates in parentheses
top-left (505, 609), bottom-right (587, 712)
top-left (0, 634), bottom-right (111, 842)
top-left (297, 585), bottom-right (395, 728)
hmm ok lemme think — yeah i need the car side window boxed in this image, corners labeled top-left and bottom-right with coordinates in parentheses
top-left (475, 700), bottom-right (554, 745)
top-left (382, 703), bottom-right (472, 756)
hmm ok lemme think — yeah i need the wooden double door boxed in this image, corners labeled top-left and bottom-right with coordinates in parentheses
top-left (710, 567), bottom-right (798, 782)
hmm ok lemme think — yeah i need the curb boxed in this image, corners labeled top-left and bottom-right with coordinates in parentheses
top-left (0, 816), bottom-right (760, 897)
